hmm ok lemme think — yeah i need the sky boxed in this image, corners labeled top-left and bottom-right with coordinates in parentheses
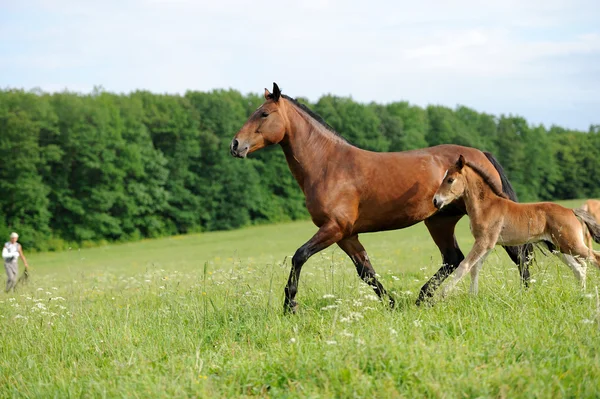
top-left (1, 0), bottom-right (599, 130)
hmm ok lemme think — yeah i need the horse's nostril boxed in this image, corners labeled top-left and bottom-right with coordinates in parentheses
top-left (433, 198), bottom-right (438, 208)
top-left (232, 139), bottom-right (239, 151)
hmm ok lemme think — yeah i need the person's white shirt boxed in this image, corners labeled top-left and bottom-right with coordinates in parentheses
top-left (2, 242), bottom-right (20, 260)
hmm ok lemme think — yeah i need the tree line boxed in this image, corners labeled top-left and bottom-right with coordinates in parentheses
top-left (0, 88), bottom-right (598, 251)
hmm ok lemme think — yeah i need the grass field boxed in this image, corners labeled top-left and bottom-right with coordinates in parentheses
top-left (1, 199), bottom-right (599, 398)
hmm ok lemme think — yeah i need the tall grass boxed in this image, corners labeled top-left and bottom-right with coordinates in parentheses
top-left (1, 200), bottom-right (598, 398)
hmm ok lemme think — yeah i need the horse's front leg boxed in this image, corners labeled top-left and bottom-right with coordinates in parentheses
top-left (284, 221), bottom-right (344, 314)
top-left (442, 242), bottom-right (493, 298)
top-left (337, 235), bottom-right (394, 308)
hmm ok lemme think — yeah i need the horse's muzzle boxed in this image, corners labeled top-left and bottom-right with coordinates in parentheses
top-left (230, 139), bottom-right (248, 158)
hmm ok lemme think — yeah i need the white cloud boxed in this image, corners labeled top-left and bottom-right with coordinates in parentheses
top-left (0, 0), bottom-right (598, 129)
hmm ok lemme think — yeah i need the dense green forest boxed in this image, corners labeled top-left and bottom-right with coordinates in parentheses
top-left (0, 88), bottom-right (598, 251)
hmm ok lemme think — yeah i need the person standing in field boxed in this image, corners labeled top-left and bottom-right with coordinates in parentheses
top-left (3, 232), bottom-right (29, 292)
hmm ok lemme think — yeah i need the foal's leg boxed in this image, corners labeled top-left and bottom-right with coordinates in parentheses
top-left (284, 221), bottom-right (344, 314)
top-left (558, 254), bottom-right (587, 290)
top-left (469, 252), bottom-right (490, 295)
top-left (442, 242), bottom-right (493, 297)
top-left (337, 235), bottom-right (394, 308)
top-left (417, 214), bottom-right (465, 305)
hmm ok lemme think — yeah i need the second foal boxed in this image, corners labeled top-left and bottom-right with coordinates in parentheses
top-left (432, 155), bottom-right (600, 296)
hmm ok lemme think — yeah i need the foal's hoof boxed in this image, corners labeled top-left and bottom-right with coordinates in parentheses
top-left (283, 301), bottom-right (298, 315)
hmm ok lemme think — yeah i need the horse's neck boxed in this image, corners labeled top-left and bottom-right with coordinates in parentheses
top-left (280, 110), bottom-right (347, 191)
top-left (464, 171), bottom-right (503, 221)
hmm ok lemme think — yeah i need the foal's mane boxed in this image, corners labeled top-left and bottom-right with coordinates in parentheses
top-left (465, 162), bottom-right (509, 199)
top-left (281, 94), bottom-right (348, 143)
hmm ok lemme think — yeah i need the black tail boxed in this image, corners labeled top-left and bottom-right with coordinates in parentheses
top-left (483, 152), bottom-right (534, 279)
top-left (574, 208), bottom-right (600, 244)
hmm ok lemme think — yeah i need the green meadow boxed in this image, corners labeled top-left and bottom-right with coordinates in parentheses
top-left (1, 199), bottom-right (599, 398)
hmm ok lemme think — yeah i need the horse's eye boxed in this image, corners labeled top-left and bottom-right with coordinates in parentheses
top-left (261, 112), bottom-right (269, 118)
top-left (447, 178), bottom-right (454, 184)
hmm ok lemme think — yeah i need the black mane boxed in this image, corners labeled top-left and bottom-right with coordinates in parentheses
top-left (281, 94), bottom-right (348, 142)
top-left (465, 162), bottom-right (509, 199)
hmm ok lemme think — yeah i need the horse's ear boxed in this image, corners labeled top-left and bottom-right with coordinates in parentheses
top-left (264, 88), bottom-right (272, 100)
top-left (456, 155), bottom-right (466, 170)
top-left (272, 82), bottom-right (281, 102)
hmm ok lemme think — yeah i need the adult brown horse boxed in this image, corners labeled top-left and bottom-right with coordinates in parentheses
top-left (230, 83), bottom-right (532, 313)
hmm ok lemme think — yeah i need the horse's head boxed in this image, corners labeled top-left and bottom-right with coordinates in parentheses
top-left (433, 155), bottom-right (468, 210)
top-left (230, 82), bottom-right (287, 158)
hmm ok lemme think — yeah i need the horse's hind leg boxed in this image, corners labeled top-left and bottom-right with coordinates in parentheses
top-left (417, 214), bottom-right (465, 305)
top-left (338, 235), bottom-right (394, 308)
top-left (503, 244), bottom-right (532, 287)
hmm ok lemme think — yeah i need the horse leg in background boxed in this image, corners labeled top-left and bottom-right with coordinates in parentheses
top-left (558, 253), bottom-right (587, 290)
top-left (443, 244), bottom-right (493, 297)
top-left (284, 221), bottom-right (345, 314)
top-left (337, 235), bottom-right (394, 308)
top-left (417, 214), bottom-right (465, 305)
top-left (503, 244), bottom-right (532, 288)
top-left (469, 253), bottom-right (490, 295)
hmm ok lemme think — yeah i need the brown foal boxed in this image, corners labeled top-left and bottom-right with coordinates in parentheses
top-left (231, 83), bottom-right (531, 313)
top-left (580, 199), bottom-right (600, 249)
top-left (433, 155), bottom-right (600, 296)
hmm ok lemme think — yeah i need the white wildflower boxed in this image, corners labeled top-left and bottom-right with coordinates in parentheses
top-left (8, 298), bottom-right (15, 302)
top-left (145, 280), bottom-right (151, 283)
top-left (390, 328), bottom-right (398, 336)
top-left (392, 276), bottom-right (400, 281)
top-left (325, 340), bottom-right (337, 345)
top-left (581, 319), bottom-right (595, 324)
top-left (45, 292), bottom-right (53, 295)
top-left (159, 286), bottom-right (165, 290)
top-left (14, 315), bottom-right (28, 320)
top-left (322, 294), bottom-right (336, 299)
top-left (37, 288), bottom-right (44, 291)
top-left (51, 297), bottom-right (66, 301)
top-left (530, 279), bottom-right (537, 283)
top-left (52, 287), bottom-right (58, 290)
top-left (289, 338), bottom-right (296, 344)
top-left (340, 330), bottom-right (354, 338)
top-left (413, 319), bottom-right (422, 327)
top-left (35, 303), bottom-right (46, 310)
top-left (340, 312), bottom-right (364, 323)
top-left (364, 294), bottom-right (379, 301)
top-left (321, 305), bottom-right (338, 311)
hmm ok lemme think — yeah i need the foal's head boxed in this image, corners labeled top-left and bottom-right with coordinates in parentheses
top-left (230, 82), bottom-right (287, 158)
top-left (433, 155), bottom-right (468, 210)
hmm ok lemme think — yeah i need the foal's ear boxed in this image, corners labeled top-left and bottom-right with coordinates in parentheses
top-left (456, 155), bottom-right (466, 170)
top-left (264, 88), bottom-right (272, 100)
top-left (272, 82), bottom-right (281, 102)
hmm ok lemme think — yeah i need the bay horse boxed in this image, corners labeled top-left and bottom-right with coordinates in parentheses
top-left (433, 155), bottom-right (600, 296)
top-left (580, 199), bottom-right (600, 250)
top-left (230, 83), bottom-right (532, 313)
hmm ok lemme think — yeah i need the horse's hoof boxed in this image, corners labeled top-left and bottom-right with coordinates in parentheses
top-left (388, 297), bottom-right (396, 309)
top-left (283, 301), bottom-right (298, 315)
